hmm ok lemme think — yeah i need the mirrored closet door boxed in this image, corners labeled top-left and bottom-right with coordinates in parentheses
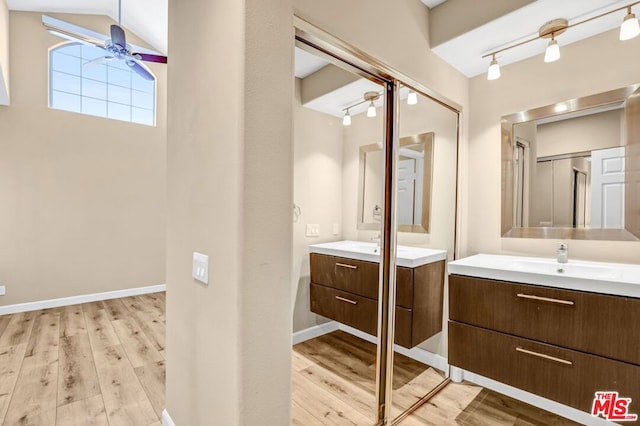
top-left (292, 20), bottom-right (460, 425)
top-left (291, 39), bottom-right (389, 424)
top-left (390, 87), bottom-right (459, 424)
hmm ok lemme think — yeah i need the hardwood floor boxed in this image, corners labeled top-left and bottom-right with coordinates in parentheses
top-left (1, 295), bottom-right (579, 425)
top-left (292, 330), bottom-right (580, 425)
top-left (0, 293), bottom-right (165, 426)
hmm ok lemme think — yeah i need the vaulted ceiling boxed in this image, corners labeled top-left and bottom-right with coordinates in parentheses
top-left (6, 0), bottom-right (167, 54)
top-left (6, 0), bottom-right (633, 77)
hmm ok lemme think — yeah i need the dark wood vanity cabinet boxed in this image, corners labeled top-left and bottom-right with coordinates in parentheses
top-left (449, 274), bottom-right (640, 416)
top-left (309, 253), bottom-right (445, 348)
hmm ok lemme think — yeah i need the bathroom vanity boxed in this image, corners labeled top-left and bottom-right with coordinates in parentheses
top-left (448, 254), bottom-right (640, 417)
top-left (308, 241), bottom-right (446, 349)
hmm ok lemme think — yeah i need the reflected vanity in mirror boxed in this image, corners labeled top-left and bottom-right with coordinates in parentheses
top-left (502, 84), bottom-right (640, 241)
top-left (293, 34), bottom-right (460, 425)
top-left (358, 132), bottom-right (434, 233)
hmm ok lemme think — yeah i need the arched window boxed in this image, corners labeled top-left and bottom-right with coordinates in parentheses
top-left (49, 42), bottom-right (156, 126)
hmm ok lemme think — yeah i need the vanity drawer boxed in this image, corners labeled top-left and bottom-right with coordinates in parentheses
top-left (450, 275), bottom-right (640, 365)
top-left (310, 253), bottom-right (414, 307)
top-left (310, 283), bottom-right (416, 347)
top-left (449, 321), bottom-right (640, 414)
top-left (310, 283), bottom-right (378, 336)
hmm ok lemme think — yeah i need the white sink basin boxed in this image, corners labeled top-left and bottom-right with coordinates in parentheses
top-left (449, 254), bottom-right (640, 298)
top-left (506, 258), bottom-right (624, 280)
top-left (308, 240), bottom-right (447, 268)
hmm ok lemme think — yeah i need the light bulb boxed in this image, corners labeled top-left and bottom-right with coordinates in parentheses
top-left (620, 8), bottom-right (640, 41)
top-left (407, 90), bottom-right (418, 105)
top-left (487, 57), bottom-right (501, 80)
top-left (342, 110), bottom-right (351, 126)
top-left (367, 100), bottom-right (376, 118)
top-left (544, 38), bottom-right (560, 63)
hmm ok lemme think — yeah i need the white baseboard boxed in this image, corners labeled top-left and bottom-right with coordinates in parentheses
top-left (458, 369), bottom-right (611, 426)
top-left (162, 409), bottom-right (175, 426)
top-left (0, 284), bottom-right (166, 315)
top-left (292, 321), bottom-right (339, 345)
top-left (292, 321), bottom-right (448, 372)
top-left (337, 324), bottom-right (450, 372)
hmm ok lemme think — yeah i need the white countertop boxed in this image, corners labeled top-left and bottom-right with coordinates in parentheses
top-left (308, 240), bottom-right (447, 268)
top-left (448, 253), bottom-right (640, 298)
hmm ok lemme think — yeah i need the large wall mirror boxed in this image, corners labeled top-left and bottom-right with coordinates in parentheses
top-left (501, 84), bottom-right (640, 241)
top-left (358, 132), bottom-right (434, 233)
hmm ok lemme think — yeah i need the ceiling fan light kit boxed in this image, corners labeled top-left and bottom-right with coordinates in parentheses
top-left (484, 2), bottom-right (640, 80)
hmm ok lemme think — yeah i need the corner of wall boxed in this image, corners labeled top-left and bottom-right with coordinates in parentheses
top-left (0, 0), bottom-right (10, 105)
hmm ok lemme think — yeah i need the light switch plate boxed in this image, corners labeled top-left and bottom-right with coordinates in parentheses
top-left (306, 224), bottom-right (320, 237)
top-left (332, 223), bottom-right (340, 236)
top-left (192, 252), bottom-right (209, 285)
top-left (0, 286), bottom-right (4, 296)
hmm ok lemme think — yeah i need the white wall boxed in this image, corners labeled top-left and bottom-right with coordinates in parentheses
top-left (468, 28), bottom-right (640, 262)
top-left (537, 109), bottom-right (622, 158)
top-left (0, 12), bottom-right (166, 307)
top-left (166, 0), bottom-right (293, 424)
top-left (292, 78), bottom-right (343, 332)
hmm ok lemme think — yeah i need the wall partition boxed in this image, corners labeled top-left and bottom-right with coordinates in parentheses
top-left (292, 17), bottom-right (461, 425)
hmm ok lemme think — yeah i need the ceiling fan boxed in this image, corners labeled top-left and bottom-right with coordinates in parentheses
top-left (42, 1), bottom-right (167, 81)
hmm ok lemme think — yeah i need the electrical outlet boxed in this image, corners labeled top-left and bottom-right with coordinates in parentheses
top-left (332, 223), bottom-right (340, 236)
top-left (192, 252), bottom-right (209, 285)
top-left (0, 286), bottom-right (5, 296)
top-left (305, 224), bottom-right (320, 237)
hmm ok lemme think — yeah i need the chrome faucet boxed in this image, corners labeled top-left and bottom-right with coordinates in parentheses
top-left (557, 242), bottom-right (568, 272)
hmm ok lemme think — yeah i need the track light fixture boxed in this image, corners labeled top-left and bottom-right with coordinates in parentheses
top-left (620, 6), bottom-right (640, 40)
top-left (484, 2), bottom-right (640, 80)
top-left (364, 91), bottom-right (379, 117)
top-left (407, 90), bottom-right (418, 105)
top-left (487, 54), bottom-right (500, 80)
top-left (544, 35), bottom-right (560, 63)
top-left (340, 91), bottom-right (382, 125)
top-left (342, 109), bottom-right (351, 126)
top-left (367, 100), bottom-right (377, 117)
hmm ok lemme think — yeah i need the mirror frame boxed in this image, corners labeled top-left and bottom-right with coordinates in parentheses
top-left (501, 83), bottom-right (640, 241)
top-left (358, 132), bottom-right (434, 233)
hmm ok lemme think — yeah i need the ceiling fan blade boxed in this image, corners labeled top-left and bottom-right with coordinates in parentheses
top-left (84, 56), bottom-right (115, 67)
top-left (45, 27), bottom-right (105, 48)
top-left (43, 15), bottom-right (108, 48)
top-left (133, 52), bottom-right (168, 64)
top-left (110, 24), bottom-right (127, 48)
top-left (126, 60), bottom-right (154, 81)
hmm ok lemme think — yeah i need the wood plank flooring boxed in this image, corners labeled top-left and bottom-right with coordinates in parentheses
top-left (292, 330), bottom-right (580, 425)
top-left (1, 294), bottom-right (580, 425)
top-left (0, 293), bottom-right (165, 426)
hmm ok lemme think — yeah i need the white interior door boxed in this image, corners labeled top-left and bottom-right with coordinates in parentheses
top-left (591, 146), bottom-right (626, 228)
top-left (397, 158), bottom-right (416, 225)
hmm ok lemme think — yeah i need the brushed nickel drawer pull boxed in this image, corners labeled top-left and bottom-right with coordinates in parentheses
top-left (517, 293), bottom-right (575, 306)
top-left (335, 296), bottom-right (358, 305)
top-left (335, 263), bottom-right (358, 270)
top-left (516, 346), bottom-right (573, 365)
